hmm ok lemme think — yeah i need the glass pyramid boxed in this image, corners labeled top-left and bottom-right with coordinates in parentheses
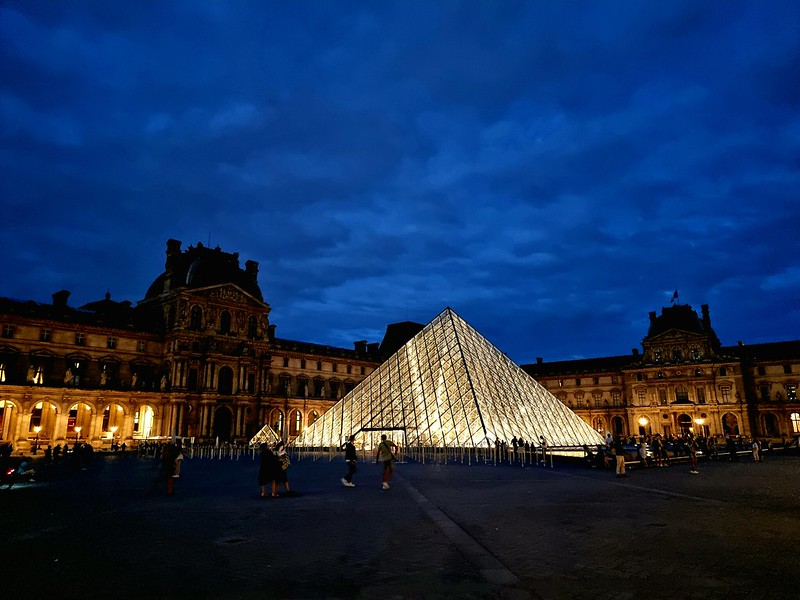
top-left (291, 307), bottom-right (604, 451)
top-left (249, 422), bottom-right (281, 447)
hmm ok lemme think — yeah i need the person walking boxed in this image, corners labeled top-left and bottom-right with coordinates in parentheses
top-left (340, 435), bottom-right (357, 487)
top-left (376, 434), bottom-right (397, 490)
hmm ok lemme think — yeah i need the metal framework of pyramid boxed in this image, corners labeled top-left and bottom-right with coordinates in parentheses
top-left (249, 422), bottom-right (281, 447)
top-left (291, 308), bottom-right (604, 450)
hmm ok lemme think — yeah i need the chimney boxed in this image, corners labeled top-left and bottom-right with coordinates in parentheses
top-left (52, 290), bottom-right (70, 307)
top-left (649, 311), bottom-right (657, 324)
top-left (354, 340), bottom-right (367, 355)
top-left (536, 357), bottom-right (543, 364)
top-left (163, 239), bottom-right (182, 294)
top-left (267, 324), bottom-right (276, 342)
top-left (632, 348), bottom-right (639, 356)
top-left (737, 340), bottom-right (745, 347)
top-left (367, 342), bottom-right (380, 355)
top-left (245, 260), bottom-right (259, 281)
top-left (701, 304), bottom-right (711, 329)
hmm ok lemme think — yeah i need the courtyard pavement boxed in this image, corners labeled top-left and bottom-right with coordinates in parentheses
top-left (2, 450), bottom-right (798, 600)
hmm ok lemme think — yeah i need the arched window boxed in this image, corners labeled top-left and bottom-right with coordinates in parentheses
top-left (272, 409), bottom-right (284, 437)
top-left (763, 413), bottom-right (779, 436)
top-left (190, 306), bottom-right (203, 330)
top-left (674, 386), bottom-right (689, 403)
top-left (677, 413), bottom-right (692, 435)
top-left (719, 366), bottom-right (728, 376)
top-left (289, 409), bottom-right (302, 436)
top-left (220, 311), bottom-right (232, 334)
top-left (790, 412), bottom-right (800, 434)
top-left (308, 410), bottom-right (319, 426)
top-left (722, 413), bottom-right (739, 435)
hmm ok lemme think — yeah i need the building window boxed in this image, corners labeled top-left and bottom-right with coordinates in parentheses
top-left (790, 412), bottom-right (800, 434)
top-left (658, 389), bottom-right (667, 405)
top-left (137, 340), bottom-right (145, 352)
top-left (75, 332), bottom-right (85, 346)
top-left (133, 410), bottom-right (140, 432)
top-left (220, 311), bottom-right (232, 334)
top-left (672, 349), bottom-right (682, 362)
top-left (308, 410), bottom-right (319, 426)
top-left (558, 379), bottom-right (564, 387)
top-left (575, 378), bottom-right (581, 386)
top-left (757, 366), bottom-right (766, 376)
top-left (317, 361), bottom-right (322, 371)
top-left (107, 337), bottom-right (117, 349)
top-left (330, 381), bottom-right (340, 398)
top-left (593, 376), bottom-right (599, 385)
top-left (611, 376), bottom-right (618, 385)
top-left (675, 387), bottom-right (689, 403)
top-left (654, 351), bottom-right (662, 364)
top-left (361, 366), bottom-right (365, 375)
top-left (283, 357), bottom-right (289, 368)
top-left (636, 373), bottom-right (643, 382)
top-left (720, 386), bottom-right (731, 403)
top-left (2, 324), bottom-right (13, 338)
top-left (695, 369), bottom-right (702, 377)
top-left (788, 384), bottom-right (798, 402)
top-left (612, 391), bottom-right (621, 406)
top-left (314, 380), bottom-right (324, 398)
top-left (719, 366), bottom-right (728, 376)
top-left (637, 389), bottom-right (646, 406)
top-left (301, 359), bottom-right (306, 369)
top-left (247, 316), bottom-right (258, 339)
top-left (696, 387), bottom-right (706, 404)
top-left (40, 328), bottom-right (51, 342)
top-left (0, 363), bottom-right (6, 383)
top-left (691, 348), bottom-right (701, 361)
top-left (760, 385), bottom-right (770, 402)
top-left (33, 365), bottom-right (45, 385)
top-left (29, 403), bottom-right (43, 430)
top-left (783, 364), bottom-right (792, 375)
top-left (347, 365), bottom-right (353, 375)
top-left (333, 364), bottom-right (338, 373)
top-left (657, 371), bottom-right (665, 379)
top-left (189, 306), bottom-right (203, 330)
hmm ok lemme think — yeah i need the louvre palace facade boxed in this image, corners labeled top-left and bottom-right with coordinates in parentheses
top-left (0, 240), bottom-right (382, 453)
top-left (522, 304), bottom-right (800, 442)
top-left (1, 238), bottom-right (799, 454)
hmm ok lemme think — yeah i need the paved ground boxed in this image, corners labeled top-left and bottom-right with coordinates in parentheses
top-left (2, 451), bottom-right (798, 600)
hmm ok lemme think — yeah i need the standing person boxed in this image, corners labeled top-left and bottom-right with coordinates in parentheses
top-left (539, 435), bottom-right (548, 466)
top-left (272, 441), bottom-right (292, 497)
top-left (257, 442), bottom-right (276, 498)
top-left (751, 438), bottom-right (760, 463)
top-left (376, 434), bottom-right (397, 490)
top-left (613, 437), bottom-right (627, 478)
top-left (689, 436), bottom-right (699, 474)
top-left (340, 435), bottom-right (357, 487)
top-left (160, 442), bottom-right (178, 495)
top-left (637, 438), bottom-right (648, 467)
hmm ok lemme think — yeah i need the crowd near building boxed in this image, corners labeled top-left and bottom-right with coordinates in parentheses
top-left (0, 239), bottom-right (798, 454)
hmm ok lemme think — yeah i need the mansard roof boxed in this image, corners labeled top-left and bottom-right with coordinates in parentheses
top-left (522, 354), bottom-right (638, 377)
top-left (723, 340), bottom-right (800, 362)
top-left (144, 239), bottom-right (264, 302)
top-left (0, 295), bottom-right (158, 332)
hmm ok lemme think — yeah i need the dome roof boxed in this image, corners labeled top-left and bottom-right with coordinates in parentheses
top-left (647, 304), bottom-right (710, 338)
top-left (144, 240), bottom-right (263, 302)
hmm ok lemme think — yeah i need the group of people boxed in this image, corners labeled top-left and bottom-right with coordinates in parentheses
top-left (257, 440), bottom-right (293, 498)
top-left (338, 434), bottom-right (398, 490)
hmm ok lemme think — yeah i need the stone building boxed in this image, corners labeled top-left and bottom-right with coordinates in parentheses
top-left (0, 240), bottom-right (381, 452)
top-left (522, 303), bottom-right (800, 441)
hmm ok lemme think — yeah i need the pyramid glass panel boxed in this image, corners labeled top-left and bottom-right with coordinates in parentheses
top-left (291, 308), bottom-right (604, 451)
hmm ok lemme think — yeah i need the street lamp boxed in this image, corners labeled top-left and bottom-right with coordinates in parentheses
top-left (74, 426), bottom-right (82, 444)
top-left (33, 426), bottom-right (41, 454)
top-left (110, 426), bottom-right (118, 450)
top-left (638, 417), bottom-right (649, 427)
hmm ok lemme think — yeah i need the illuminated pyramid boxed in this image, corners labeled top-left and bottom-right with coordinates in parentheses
top-left (292, 308), bottom-right (603, 450)
top-left (249, 422), bottom-right (281, 447)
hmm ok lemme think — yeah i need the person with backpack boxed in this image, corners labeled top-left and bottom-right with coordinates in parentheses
top-left (376, 434), bottom-right (397, 490)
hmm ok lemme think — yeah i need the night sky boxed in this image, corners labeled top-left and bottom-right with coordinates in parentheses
top-left (2, 1), bottom-right (799, 364)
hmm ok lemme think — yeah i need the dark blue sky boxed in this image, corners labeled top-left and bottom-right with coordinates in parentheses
top-left (2, 1), bottom-right (799, 364)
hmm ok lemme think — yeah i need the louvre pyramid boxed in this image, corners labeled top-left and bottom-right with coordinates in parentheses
top-left (249, 422), bottom-right (281, 447)
top-left (292, 308), bottom-right (604, 450)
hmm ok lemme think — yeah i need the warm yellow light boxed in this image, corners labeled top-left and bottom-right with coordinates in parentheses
top-left (74, 426), bottom-right (82, 433)
top-left (33, 426), bottom-right (41, 433)
top-left (694, 418), bottom-right (705, 425)
top-left (637, 417), bottom-right (648, 427)
top-left (110, 426), bottom-right (118, 433)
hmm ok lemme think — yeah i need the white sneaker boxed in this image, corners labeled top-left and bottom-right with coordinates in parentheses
top-left (340, 478), bottom-right (348, 487)
top-left (346, 482), bottom-right (356, 488)
top-left (382, 481), bottom-right (389, 490)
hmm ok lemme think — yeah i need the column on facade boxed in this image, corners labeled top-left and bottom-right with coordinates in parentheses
top-left (54, 410), bottom-right (69, 443)
top-left (0, 403), bottom-right (15, 441)
top-left (12, 405), bottom-right (29, 447)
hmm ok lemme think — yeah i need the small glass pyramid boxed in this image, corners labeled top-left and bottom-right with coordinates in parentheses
top-left (249, 422), bottom-right (281, 447)
top-left (291, 307), bottom-right (604, 451)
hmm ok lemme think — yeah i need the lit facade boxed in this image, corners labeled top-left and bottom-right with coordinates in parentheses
top-left (0, 240), bottom-right (380, 452)
top-left (522, 304), bottom-right (800, 441)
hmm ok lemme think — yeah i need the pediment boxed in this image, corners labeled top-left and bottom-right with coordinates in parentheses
top-left (184, 284), bottom-right (269, 309)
